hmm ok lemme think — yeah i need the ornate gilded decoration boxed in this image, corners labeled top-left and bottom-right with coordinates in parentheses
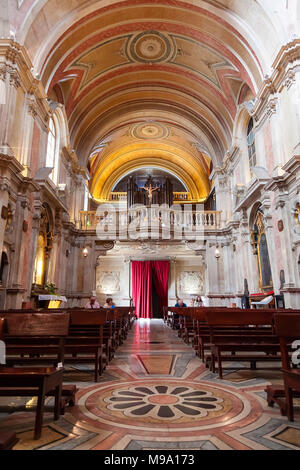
top-left (253, 209), bottom-right (273, 292)
top-left (32, 205), bottom-right (53, 287)
top-left (294, 203), bottom-right (300, 227)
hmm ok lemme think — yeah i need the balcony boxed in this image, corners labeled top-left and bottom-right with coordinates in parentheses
top-left (108, 191), bottom-right (192, 203)
top-left (78, 208), bottom-right (222, 239)
top-left (109, 192), bottom-right (127, 202)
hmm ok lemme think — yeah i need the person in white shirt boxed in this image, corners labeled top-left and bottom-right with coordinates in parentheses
top-left (85, 295), bottom-right (100, 309)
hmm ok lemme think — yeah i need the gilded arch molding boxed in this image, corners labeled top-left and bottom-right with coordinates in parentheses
top-left (90, 143), bottom-right (211, 203)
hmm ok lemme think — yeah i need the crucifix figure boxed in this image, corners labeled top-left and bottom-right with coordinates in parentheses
top-left (142, 183), bottom-right (159, 204)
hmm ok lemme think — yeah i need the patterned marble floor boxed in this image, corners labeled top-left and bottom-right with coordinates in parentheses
top-left (0, 319), bottom-right (300, 450)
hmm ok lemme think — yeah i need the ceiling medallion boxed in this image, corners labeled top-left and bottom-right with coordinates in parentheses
top-left (131, 122), bottom-right (169, 140)
top-left (126, 31), bottom-right (176, 63)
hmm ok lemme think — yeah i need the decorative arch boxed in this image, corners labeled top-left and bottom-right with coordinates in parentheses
top-left (46, 103), bottom-right (71, 184)
top-left (111, 166), bottom-right (188, 192)
top-left (233, 104), bottom-right (256, 184)
top-left (90, 142), bottom-right (211, 202)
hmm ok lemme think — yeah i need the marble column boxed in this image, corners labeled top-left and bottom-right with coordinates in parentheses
top-left (6, 193), bottom-right (29, 307)
top-left (0, 179), bottom-right (9, 256)
top-left (26, 197), bottom-right (43, 301)
top-left (0, 64), bottom-right (20, 152)
top-left (261, 195), bottom-right (281, 293)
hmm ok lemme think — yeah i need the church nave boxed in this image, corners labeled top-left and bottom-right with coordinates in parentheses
top-left (1, 319), bottom-right (299, 451)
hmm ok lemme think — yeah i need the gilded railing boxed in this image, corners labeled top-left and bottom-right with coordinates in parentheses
top-left (173, 192), bottom-right (192, 201)
top-left (109, 192), bottom-right (127, 202)
top-left (108, 192), bottom-right (192, 202)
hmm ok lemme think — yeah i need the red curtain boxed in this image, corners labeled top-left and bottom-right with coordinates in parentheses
top-left (131, 260), bottom-right (170, 319)
top-left (132, 261), bottom-right (152, 319)
top-left (152, 261), bottom-right (170, 314)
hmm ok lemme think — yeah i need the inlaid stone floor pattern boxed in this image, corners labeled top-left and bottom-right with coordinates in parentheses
top-left (0, 319), bottom-right (300, 450)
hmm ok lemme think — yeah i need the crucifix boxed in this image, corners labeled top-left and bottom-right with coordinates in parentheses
top-left (142, 183), bottom-right (159, 204)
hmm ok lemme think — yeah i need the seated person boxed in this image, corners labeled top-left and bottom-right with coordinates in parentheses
top-left (103, 297), bottom-right (115, 309)
top-left (173, 298), bottom-right (186, 328)
top-left (85, 295), bottom-right (100, 309)
top-left (194, 296), bottom-right (203, 307)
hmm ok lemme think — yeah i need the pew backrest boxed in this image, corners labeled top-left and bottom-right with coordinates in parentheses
top-left (274, 313), bottom-right (300, 370)
top-left (205, 309), bottom-right (276, 326)
top-left (274, 313), bottom-right (300, 339)
top-left (5, 313), bottom-right (70, 336)
top-left (70, 310), bottom-right (107, 326)
top-left (0, 318), bottom-right (4, 340)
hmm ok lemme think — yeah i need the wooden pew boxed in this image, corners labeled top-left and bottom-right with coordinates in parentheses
top-left (0, 431), bottom-right (18, 450)
top-left (65, 310), bottom-right (107, 382)
top-left (162, 306), bottom-right (169, 324)
top-left (0, 366), bottom-right (64, 440)
top-left (115, 307), bottom-right (134, 338)
top-left (267, 313), bottom-right (300, 421)
top-left (192, 308), bottom-right (273, 362)
top-left (3, 313), bottom-right (70, 367)
top-left (204, 309), bottom-right (285, 379)
top-left (179, 307), bottom-right (293, 363)
top-left (104, 310), bottom-right (118, 360)
top-left (168, 307), bottom-right (195, 335)
top-left (0, 317), bottom-right (4, 340)
top-left (112, 307), bottom-right (132, 344)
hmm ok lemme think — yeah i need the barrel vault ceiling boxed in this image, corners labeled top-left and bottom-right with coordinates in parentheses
top-left (25, 1), bottom-right (263, 202)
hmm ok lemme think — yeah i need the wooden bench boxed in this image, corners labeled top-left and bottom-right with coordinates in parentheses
top-left (3, 313), bottom-right (70, 367)
top-left (0, 431), bottom-right (18, 450)
top-left (0, 383), bottom-right (77, 416)
top-left (270, 313), bottom-right (300, 421)
top-left (65, 310), bottom-right (107, 382)
top-left (115, 307), bottom-right (132, 340)
top-left (265, 385), bottom-right (300, 416)
top-left (0, 317), bottom-right (4, 340)
top-left (168, 307), bottom-right (195, 334)
top-left (187, 308), bottom-right (291, 364)
top-left (0, 366), bottom-right (64, 439)
top-left (205, 309), bottom-right (286, 379)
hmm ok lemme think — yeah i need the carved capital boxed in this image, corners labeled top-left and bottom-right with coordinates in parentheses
top-left (0, 65), bottom-right (6, 82)
top-left (0, 177), bottom-right (10, 193)
top-left (284, 69), bottom-right (296, 89)
top-left (26, 95), bottom-right (38, 118)
top-left (9, 68), bottom-right (20, 89)
top-left (32, 200), bottom-right (43, 221)
top-left (265, 95), bottom-right (279, 119)
top-left (20, 198), bottom-right (29, 210)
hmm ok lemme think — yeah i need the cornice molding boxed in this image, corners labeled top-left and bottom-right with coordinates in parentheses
top-left (0, 151), bottom-right (24, 174)
top-left (250, 39), bottom-right (300, 127)
top-left (61, 146), bottom-right (89, 179)
top-left (0, 39), bottom-right (51, 123)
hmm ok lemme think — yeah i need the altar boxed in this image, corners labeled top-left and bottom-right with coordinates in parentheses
top-left (38, 295), bottom-right (67, 309)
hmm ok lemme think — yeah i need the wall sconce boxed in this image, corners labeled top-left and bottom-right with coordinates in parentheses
top-left (215, 247), bottom-right (220, 259)
top-left (82, 247), bottom-right (89, 257)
